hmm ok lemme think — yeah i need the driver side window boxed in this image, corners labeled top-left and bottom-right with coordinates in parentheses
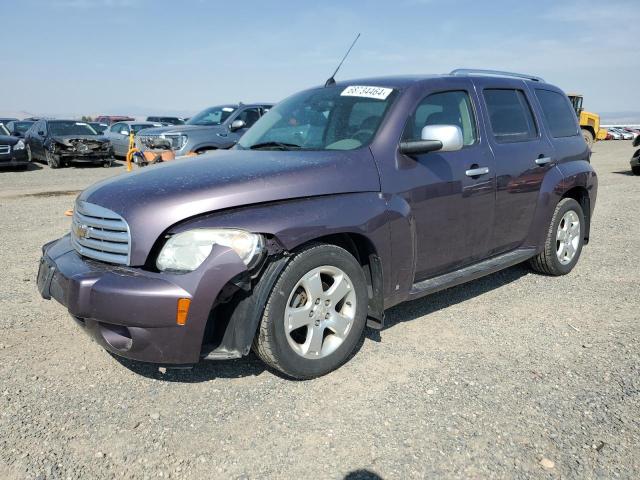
top-left (235, 108), bottom-right (261, 129)
top-left (404, 90), bottom-right (477, 146)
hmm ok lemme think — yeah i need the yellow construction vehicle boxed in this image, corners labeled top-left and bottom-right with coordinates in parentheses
top-left (568, 94), bottom-right (607, 147)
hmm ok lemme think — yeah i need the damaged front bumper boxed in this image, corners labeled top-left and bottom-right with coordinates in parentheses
top-left (37, 235), bottom-right (250, 365)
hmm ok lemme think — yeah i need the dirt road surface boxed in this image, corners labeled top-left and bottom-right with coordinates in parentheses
top-left (0, 142), bottom-right (638, 479)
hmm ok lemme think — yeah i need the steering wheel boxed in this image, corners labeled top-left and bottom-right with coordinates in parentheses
top-left (352, 129), bottom-right (374, 144)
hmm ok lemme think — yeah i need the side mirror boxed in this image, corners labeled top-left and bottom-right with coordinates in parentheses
top-left (399, 125), bottom-right (463, 156)
top-left (230, 119), bottom-right (246, 132)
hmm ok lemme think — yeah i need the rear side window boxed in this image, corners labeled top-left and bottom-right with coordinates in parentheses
top-left (483, 89), bottom-right (538, 143)
top-left (535, 89), bottom-right (579, 138)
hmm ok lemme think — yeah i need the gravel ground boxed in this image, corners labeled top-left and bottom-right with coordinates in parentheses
top-left (0, 142), bottom-right (638, 480)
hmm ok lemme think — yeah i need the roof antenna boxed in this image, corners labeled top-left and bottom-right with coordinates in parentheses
top-left (325, 33), bottom-right (361, 87)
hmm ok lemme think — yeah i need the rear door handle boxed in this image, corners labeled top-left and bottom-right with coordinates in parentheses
top-left (535, 156), bottom-right (552, 165)
top-left (465, 166), bottom-right (490, 177)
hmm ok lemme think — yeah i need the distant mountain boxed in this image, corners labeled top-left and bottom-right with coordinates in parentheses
top-left (0, 108), bottom-right (196, 121)
top-left (600, 112), bottom-right (640, 126)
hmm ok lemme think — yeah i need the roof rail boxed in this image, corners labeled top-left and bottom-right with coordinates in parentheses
top-left (450, 69), bottom-right (545, 83)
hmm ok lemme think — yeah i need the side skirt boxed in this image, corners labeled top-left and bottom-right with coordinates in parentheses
top-left (408, 248), bottom-right (536, 300)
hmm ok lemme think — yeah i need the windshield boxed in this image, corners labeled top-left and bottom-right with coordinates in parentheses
top-left (12, 121), bottom-right (34, 134)
top-left (90, 123), bottom-right (108, 133)
top-left (49, 121), bottom-right (97, 136)
top-left (0, 124), bottom-right (9, 136)
top-left (238, 85), bottom-right (398, 151)
top-left (186, 106), bottom-right (236, 126)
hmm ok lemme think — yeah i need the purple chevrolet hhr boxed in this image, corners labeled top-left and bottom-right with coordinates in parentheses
top-left (37, 70), bottom-right (597, 379)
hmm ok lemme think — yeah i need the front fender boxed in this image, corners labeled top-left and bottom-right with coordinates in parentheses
top-left (188, 138), bottom-right (233, 153)
top-left (171, 192), bottom-right (395, 296)
top-left (171, 192), bottom-right (393, 358)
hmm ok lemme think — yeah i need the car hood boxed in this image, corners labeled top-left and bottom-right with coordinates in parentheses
top-left (52, 135), bottom-right (109, 145)
top-left (137, 124), bottom-right (227, 136)
top-left (0, 135), bottom-right (19, 146)
top-left (79, 148), bottom-right (381, 265)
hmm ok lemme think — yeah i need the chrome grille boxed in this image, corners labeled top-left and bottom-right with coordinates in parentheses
top-left (71, 201), bottom-right (131, 265)
top-left (0, 145), bottom-right (10, 155)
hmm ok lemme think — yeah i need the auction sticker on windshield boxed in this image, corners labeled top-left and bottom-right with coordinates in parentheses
top-left (341, 86), bottom-right (393, 100)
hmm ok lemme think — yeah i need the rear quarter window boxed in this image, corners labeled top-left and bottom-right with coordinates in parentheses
top-left (535, 89), bottom-right (580, 138)
top-left (483, 89), bottom-right (538, 143)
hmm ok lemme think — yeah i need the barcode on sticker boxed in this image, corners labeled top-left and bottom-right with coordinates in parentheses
top-left (341, 86), bottom-right (393, 100)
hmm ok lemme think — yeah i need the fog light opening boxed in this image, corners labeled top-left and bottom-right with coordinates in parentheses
top-left (100, 323), bottom-right (133, 352)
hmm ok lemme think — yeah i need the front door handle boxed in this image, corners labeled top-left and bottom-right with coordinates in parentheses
top-left (535, 156), bottom-right (552, 165)
top-left (465, 166), bottom-right (490, 177)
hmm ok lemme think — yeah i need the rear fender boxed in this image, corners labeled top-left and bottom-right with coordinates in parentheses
top-left (524, 161), bottom-right (597, 249)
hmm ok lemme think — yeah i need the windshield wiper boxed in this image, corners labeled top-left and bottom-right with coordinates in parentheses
top-left (249, 141), bottom-right (304, 151)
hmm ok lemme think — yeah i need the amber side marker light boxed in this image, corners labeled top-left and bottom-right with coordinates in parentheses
top-left (176, 298), bottom-right (191, 326)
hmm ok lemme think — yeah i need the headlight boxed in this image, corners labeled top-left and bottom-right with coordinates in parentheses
top-left (160, 134), bottom-right (187, 150)
top-left (14, 140), bottom-right (25, 150)
top-left (156, 228), bottom-right (264, 272)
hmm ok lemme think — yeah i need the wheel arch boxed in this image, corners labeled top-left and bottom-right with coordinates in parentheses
top-left (581, 126), bottom-right (596, 139)
top-left (560, 185), bottom-right (591, 244)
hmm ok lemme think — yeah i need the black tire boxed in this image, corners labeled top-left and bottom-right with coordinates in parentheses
top-left (581, 129), bottom-right (594, 149)
top-left (253, 244), bottom-right (368, 379)
top-left (103, 160), bottom-right (112, 168)
top-left (45, 150), bottom-right (60, 169)
top-left (529, 198), bottom-right (585, 276)
top-left (632, 166), bottom-right (640, 176)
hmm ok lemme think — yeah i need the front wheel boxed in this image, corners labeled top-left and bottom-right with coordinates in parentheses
top-left (632, 166), bottom-right (640, 176)
top-left (581, 129), bottom-right (594, 149)
top-left (529, 198), bottom-right (585, 276)
top-left (45, 150), bottom-right (60, 169)
top-left (253, 244), bottom-right (368, 379)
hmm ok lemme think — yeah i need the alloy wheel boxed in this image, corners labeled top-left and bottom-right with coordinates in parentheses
top-left (556, 210), bottom-right (581, 265)
top-left (284, 265), bottom-right (356, 359)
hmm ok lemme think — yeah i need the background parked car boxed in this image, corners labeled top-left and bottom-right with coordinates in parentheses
top-left (609, 127), bottom-right (633, 140)
top-left (88, 122), bottom-right (109, 134)
top-left (146, 116), bottom-right (185, 125)
top-left (0, 123), bottom-right (29, 169)
top-left (24, 119), bottom-right (113, 168)
top-left (6, 120), bottom-right (35, 137)
top-left (607, 129), bottom-right (623, 140)
top-left (94, 115), bottom-right (135, 125)
top-left (104, 121), bottom-right (163, 157)
top-left (136, 103), bottom-right (273, 156)
top-left (0, 117), bottom-right (18, 125)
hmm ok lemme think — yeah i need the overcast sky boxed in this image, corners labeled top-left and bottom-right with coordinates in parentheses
top-left (1, 0), bottom-right (637, 117)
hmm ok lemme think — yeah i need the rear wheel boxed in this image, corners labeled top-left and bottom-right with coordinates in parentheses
top-left (632, 166), bottom-right (640, 176)
top-left (253, 244), bottom-right (368, 379)
top-left (529, 198), bottom-right (585, 276)
top-left (581, 128), bottom-right (594, 148)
